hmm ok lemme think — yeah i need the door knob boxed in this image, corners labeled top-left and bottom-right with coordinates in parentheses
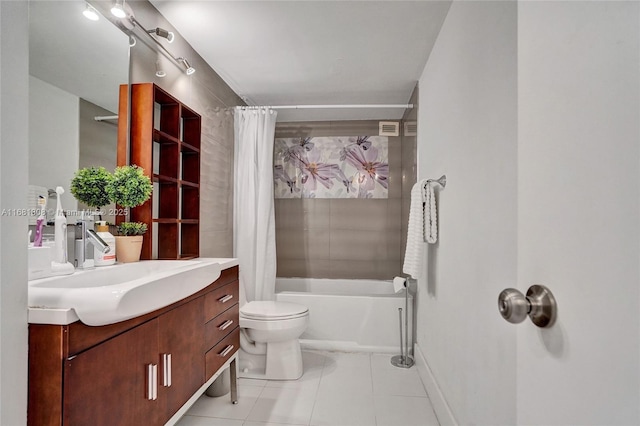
top-left (498, 285), bottom-right (557, 328)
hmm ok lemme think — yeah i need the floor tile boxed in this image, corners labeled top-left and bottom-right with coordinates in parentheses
top-left (374, 395), bottom-right (439, 426)
top-left (317, 352), bottom-right (373, 394)
top-left (310, 388), bottom-right (376, 426)
top-left (186, 385), bottom-right (263, 420)
top-left (240, 377), bottom-right (269, 388)
top-left (176, 415), bottom-right (244, 426)
top-left (246, 386), bottom-right (318, 425)
top-left (371, 354), bottom-right (427, 397)
top-left (181, 351), bottom-right (439, 426)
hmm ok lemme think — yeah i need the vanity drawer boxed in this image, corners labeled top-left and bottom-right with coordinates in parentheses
top-left (205, 328), bottom-right (239, 381)
top-left (204, 281), bottom-right (239, 322)
top-left (210, 266), bottom-right (239, 290)
top-left (204, 304), bottom-right (239, 351)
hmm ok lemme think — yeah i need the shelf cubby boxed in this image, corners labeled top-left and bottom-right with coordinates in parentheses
top-left (181, 186), bottom-right (199, 220)
top-left (157, 223), bottom-right (179, 259)
top-left (180, 223), bottom-right (199, 259)
top-left (181, 105), bottom-right (201, 150)
top-left (181, 151), bottom-right (200, 185)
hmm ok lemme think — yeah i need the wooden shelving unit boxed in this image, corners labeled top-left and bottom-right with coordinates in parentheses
top-left (118, 83), bottom-right (201, 260)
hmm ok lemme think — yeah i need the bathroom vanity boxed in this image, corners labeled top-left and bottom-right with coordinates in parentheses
top-left (28, 264), bottom-right (240, 426)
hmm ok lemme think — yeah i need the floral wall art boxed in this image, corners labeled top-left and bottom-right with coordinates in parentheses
top-left (274, 136), bottom-right (389, 198)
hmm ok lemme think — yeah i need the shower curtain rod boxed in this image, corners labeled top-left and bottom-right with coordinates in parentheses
top-left (241, 104), bottom-right (414, 110)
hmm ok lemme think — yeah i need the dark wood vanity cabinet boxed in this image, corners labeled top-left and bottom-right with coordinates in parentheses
top-left (28, 266), bottom-right (240, 426)
top-left (63, 319), bottom-right (161, 425)
top-left (158, 299), bottom-right (206, 419)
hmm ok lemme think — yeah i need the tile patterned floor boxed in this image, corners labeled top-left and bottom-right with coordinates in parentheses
top-left (177, 351), bottom-right (440, 426)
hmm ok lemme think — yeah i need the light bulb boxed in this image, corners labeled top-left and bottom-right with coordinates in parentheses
top-left (83, 4), bottom-right (100, 21)
top-left (111, 0), bottom-right (126, 18)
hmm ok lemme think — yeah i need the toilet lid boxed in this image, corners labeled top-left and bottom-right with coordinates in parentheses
top-left (240, 301), bottom-right (309, 320)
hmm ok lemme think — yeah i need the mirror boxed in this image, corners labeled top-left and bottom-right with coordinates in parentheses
top-left (28, 0), bottom-right (128, 222)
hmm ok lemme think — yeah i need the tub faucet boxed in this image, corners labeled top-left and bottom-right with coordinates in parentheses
top-left (75, 212), bottom-right (110, 269)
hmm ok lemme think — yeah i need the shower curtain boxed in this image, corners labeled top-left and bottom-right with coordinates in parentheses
top-left (233, 107), bottom-right (278, 302)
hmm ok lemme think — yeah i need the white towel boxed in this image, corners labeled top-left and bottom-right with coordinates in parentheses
top-left (423, 182), bottom-right (438, 244)
top-left (403, 179), bottom-right (428, 279)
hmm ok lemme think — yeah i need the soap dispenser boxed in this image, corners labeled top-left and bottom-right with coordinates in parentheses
top-left (94, 221), bottom-right (116, 266)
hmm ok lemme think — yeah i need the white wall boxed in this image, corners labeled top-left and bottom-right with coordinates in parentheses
top-left (29, 76), bottom-right (79, 211)
top-left (0, 1), bottom-right (29, 424)
top-left (415, 2), bottom-right (518, 425)
top-left (517, 2), bottom-right (639, 424)
top-left (416, 1), bottom-right (640, 425)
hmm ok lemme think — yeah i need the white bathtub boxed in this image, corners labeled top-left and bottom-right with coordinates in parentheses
top-left (275, 277), bottom-right (413, 353)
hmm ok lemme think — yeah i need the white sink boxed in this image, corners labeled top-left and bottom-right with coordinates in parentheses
top-left (28, 258), bottom-right (228, 326)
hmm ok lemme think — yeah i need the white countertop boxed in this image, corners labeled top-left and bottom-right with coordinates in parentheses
top-left (28, 257), bottom-right (239, 326)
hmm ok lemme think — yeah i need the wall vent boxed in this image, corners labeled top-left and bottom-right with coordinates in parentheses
top-left (404, 121), bottom-right (417, 136)
top-left (379, 121), bottom-right (399, 137)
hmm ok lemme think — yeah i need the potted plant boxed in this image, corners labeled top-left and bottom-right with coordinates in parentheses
top-left (114, 222), bottom-right (148, 263)
top-left (70, 166), bottom-right (113, 216)
top-left (106, 165), bottom-right (153, 263)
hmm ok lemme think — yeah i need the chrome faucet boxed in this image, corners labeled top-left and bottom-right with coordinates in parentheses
top-left (75, 212), bottom-right (110, 269)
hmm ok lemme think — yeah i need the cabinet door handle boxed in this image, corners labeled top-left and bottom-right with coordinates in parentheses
top-left (219, 344), bottom-right (234, 358)
top-left (152, 364), bottom-right (158, 400)
top-left (162, 353), bottom-right (172, 387)
top-left (218, 294), bottom-right (234, 303)
top-left (218, 319), bottom-right (234, 331)
top-left (147, 364), bottom-right (158, 401)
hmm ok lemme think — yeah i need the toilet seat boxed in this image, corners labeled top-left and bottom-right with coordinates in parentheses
top-left (240, 301), bottom-right (309, 321)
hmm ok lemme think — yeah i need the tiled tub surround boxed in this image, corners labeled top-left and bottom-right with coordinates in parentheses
top-left (180, 351), bottom-right (439, 426)
top-left (274, 121), bottom-right (405, 280)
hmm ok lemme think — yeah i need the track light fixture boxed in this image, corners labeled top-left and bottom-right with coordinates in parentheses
top-left (128, 16), bottom-right (194, 78)
top-left (82, 3), bottom-right (100, 21)
top-left (155, 60), bottom-right (166, 78)
top-left (148, 27), bottom-right (174, 43)
top-left (110, 0), bottom-right (126, 18)
top-left (178, 57), bottom-right (196, 75)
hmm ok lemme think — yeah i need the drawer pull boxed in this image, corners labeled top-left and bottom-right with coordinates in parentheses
top-left (162, 353), bottom-right (172, 387)
top-left (219, 344), bottom-right (234, 358)
top-left (147, 364), bottom-right (158, 400)
top-left (218, 294), bottom-right (234, 303)
top-left (218, 319), bottom-right (234, 331)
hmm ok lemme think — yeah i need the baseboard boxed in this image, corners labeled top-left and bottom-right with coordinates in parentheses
top-left (414, 343), bottom-right (458, 426)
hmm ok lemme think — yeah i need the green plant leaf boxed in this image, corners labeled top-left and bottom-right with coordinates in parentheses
top-left (107, 165), bottom-right (153, 208)
top-left (70, 167), bottom-right (113, 208)
top-left (117, 221), bottom-right (148, 236)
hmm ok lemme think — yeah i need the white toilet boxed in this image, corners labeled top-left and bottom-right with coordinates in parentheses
top-left (238, 300), bottom-right (309, 380)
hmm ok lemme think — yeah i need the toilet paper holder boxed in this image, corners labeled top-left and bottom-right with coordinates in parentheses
top-left (498, 285), bottom-right (557, 328)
